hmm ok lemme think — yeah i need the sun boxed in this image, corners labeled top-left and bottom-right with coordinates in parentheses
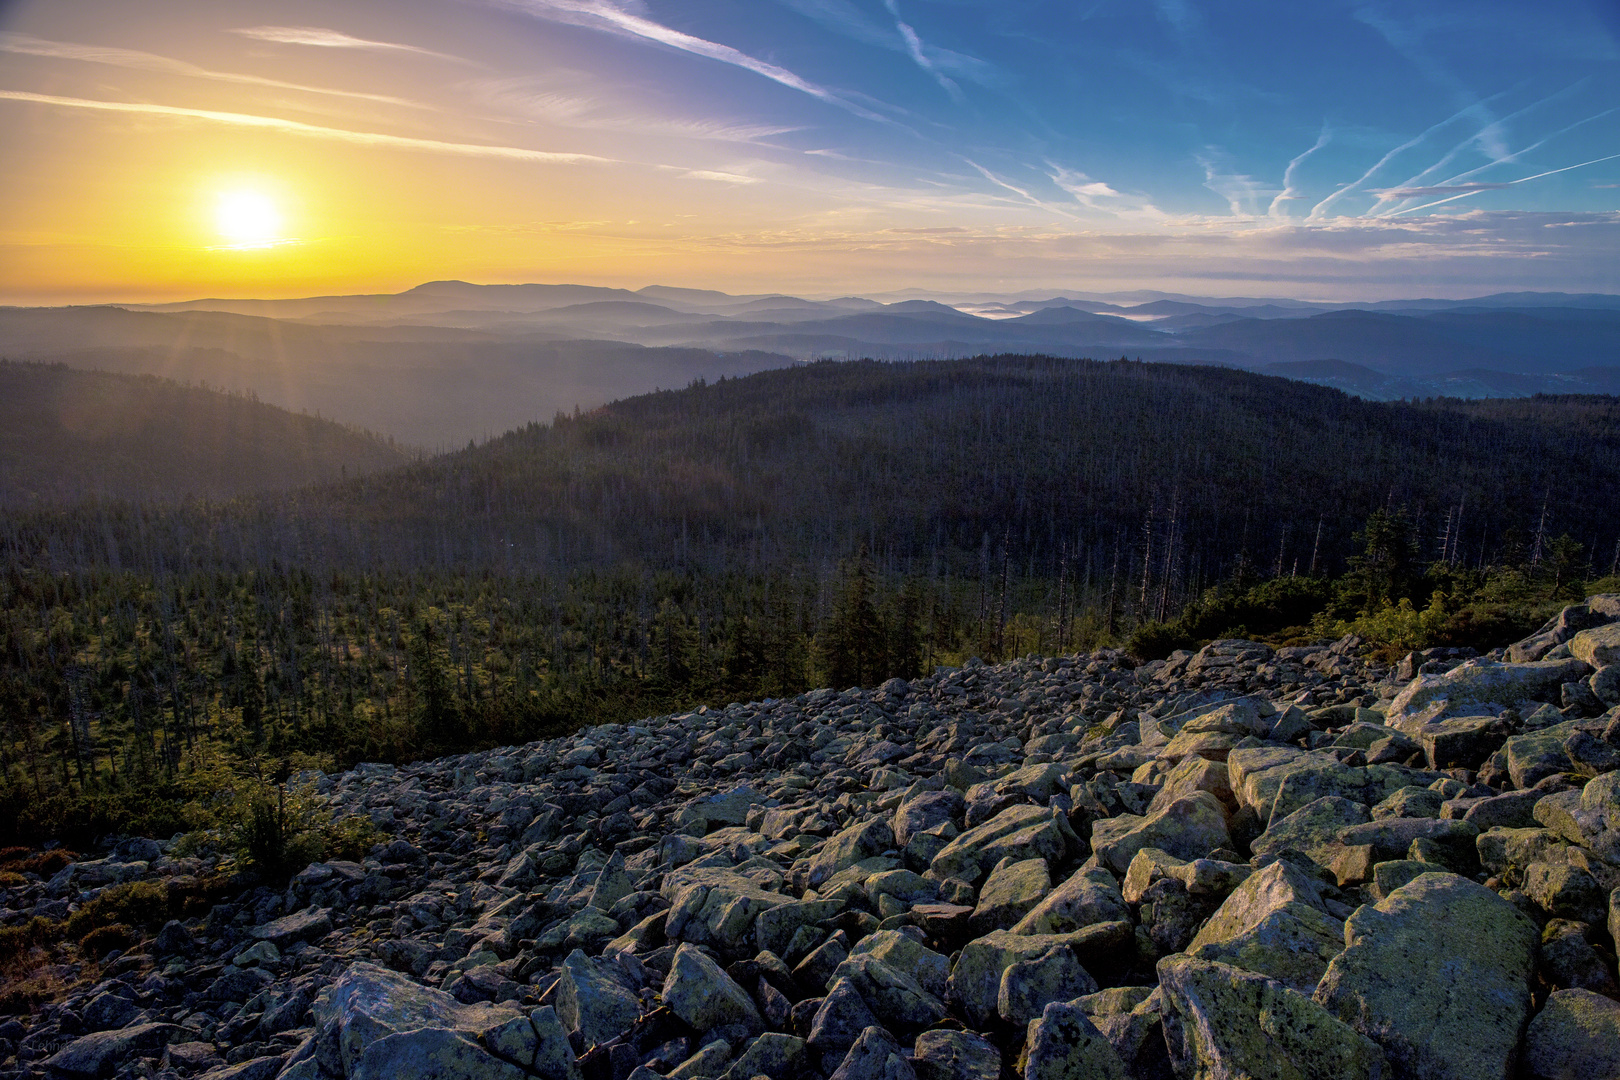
top-left (215, 191), bottom-right (282, 247)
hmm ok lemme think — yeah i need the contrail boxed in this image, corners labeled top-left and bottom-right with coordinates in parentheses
top-left (487, 0), bottom-right (893, 123)
top-left (1307, 89), bottom-right (1517, 219)
top-left (231, 26), bottom-right (471, 64)
top-left (0, 91), bottom-right (614, 165)
top-left (1376, 81), bottom-right (1590, 215)
top-left (0, 32), bottom-right (429, 108)
top-left (1391, 151), bottom-right (1620, 215)
top-left (1269, 128), bottom-right (1330, 218)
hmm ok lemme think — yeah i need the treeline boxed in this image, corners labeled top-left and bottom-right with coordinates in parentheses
top-left (3, 356), bottom-right (1619, 844)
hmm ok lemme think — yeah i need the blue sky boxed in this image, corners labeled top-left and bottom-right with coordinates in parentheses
top-left (1, 0), bottom-right (1617, 299)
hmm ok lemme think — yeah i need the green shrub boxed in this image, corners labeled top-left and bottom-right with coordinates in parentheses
top-left (79, 924), bottom-right (133, 959)
top-left (1124, 621), bottom-right (1197, 662)
top-left (61, 881), bottom-right (168, 939)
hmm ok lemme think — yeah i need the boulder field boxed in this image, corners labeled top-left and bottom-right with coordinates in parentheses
top-left (9, 596), bottom-right (1620, 1080)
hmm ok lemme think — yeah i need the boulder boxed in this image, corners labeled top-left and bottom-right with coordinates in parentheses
top-left (1090, 792), bottom-right (1231, 875)
top-left (1387, 658), bottom-right (1593, 729)
top-left (1186, 860), bottom-right (1344, 993)
top-left (806, 978), bottom-right (880, 1060)
top-left (250, 906), bottom-right (332, 948)
top-left (663, 867), bottom-right (792, 953)
top-left (996, 945), bottom-right (1098, 1028)
top-left (828, 1026), bottom-right (915, 1080)
top-left (1249, 795), bottom-right (1371, 867)
top-left (1158, 955), bottom-right (1387, 1080)
top-left (1569, 623), bottom-right (1620, 669)
top-left (1314, 873), bottom-right (1539, 1080)
top-left (1019, 1001), bottom-right (1130, 1080)
top-left (807, 818), bottom-right (896, 887)
top-left (846, 930), bottom-right (951, 1000)
top-left (928, 804), bottom-right (1073, 885)
top-left (1012, 865), bottom-right (1130, 935)
top-left (911, 1029), bottom-right (1000, 1080)
top-left (43, 1023), bottom-right (178, 1079)
top-left (313, 963), bottom-right (529, 1078)
top-left (970, 858), bottom-right (1051, 934)
top-left (557, 949), bottom-right (643, 1048)
top-left (1521, 988), bottom-right (1620, 1080)
top-left (948, 929), bottom-right (1108, 1028)
top-left (662, 943), bottom-right (763, 1034)
top-left (894, 789), bottom-right (966, 848)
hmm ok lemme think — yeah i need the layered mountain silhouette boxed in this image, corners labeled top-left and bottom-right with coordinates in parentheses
top-left (3, 283), bottom-right (1617, 444)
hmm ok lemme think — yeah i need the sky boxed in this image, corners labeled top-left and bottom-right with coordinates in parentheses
top-left (1, 0), bottom-right (1618, 303)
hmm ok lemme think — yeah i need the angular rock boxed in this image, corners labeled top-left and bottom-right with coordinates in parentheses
top-left (1159, 955), bottom-right (1387, 1080)
top-left (1314, 873), bottom-right (1538, 1080)
top-left (557, 948), bottom-right (643, 1048)
top-left (807, 818), bottom-right (896, 888)
top-left (828, 1026), bottom-right (915, 1080)
top-left (1019, 1001), bottom-right (1130, 1080)
top-left (912, 1030), bottom-right (1000, 1080)
top-left (1090, 792), bottom-right (1230, 876)
top-left (997, 945), bottom-right (1098, 1027)
top-left (1522, 988), bottom-right (1620, 1080)
top-left (970, 858), bottom-right (1051, 934)
top-left (43, 1023), bottom-right (178, 1079)
top-left (1387, 658), bottom-right (1592, 729)
top-left (1186, 860), bottom-right (1343, 993)
top-left (662, 943), bottom-right (763, 1035)
top-left (1249, 795), bottom-right (1370, 867)
top-left (806, 978), bottom-right (880, 1059)
top-left (893, 789), bottom-right (965, 848)
top-left (928, 804), bottom-right (1073, 885)
top-left (1013, 864), bottom-right (1130, 935)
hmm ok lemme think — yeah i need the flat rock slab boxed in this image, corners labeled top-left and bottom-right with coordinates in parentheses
top-left (1315, 872), bottom-right (1538, 1080)
top-left (251, 906), bottom-right (333, 948)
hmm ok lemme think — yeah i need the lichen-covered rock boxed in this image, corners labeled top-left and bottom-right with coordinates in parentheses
top-left (557, 949), bottom-right (643, 1048)
top-left (997, 944), bottom-right (1098, 1027)
top-left (948, 930), bottom-right (1103, 1028)
top-left (1569, 623), bottom-right (1620, 669)
top-left (807, 978), bottom-right (881, 1060)
top-left (1090, 792), bottom-right (1231, 875)
top-left (663, 866), bottom-right (792, 952)
top-left (912, 1029), bottom-right (1001, 1080)
top-left (1158, 955), bottom-right (1387, 1080)
top-left (1013, 864), bottom-right (1129, 934)
top-left (828, 1025), bottom-right (916, 1080)
top-left (1019, 1001), bottom-right (1131, 1080)
top-left (662, 943), bottom-right (763, 1034)
top-left (1315, 873), bottom-right (1538, 1080)
top-left (846, 930), bottom-right (951, 1000)
top-left (43, 1023), bottom-right (178, 1079)
top-left (928, 804), bottom-right (1073, 885)
top-left (807, 817), bottom-right (896, 887)
top-left (1186, 860), bottom-right (1344, 993)
top-left (1522, 988), bottom-right (1620, 1080)
top-left (970, 857), bottom-right (1051, 934)
top-left (893, 789), bottom-right (966, 847)
top-left (1387, 658), bottom-right (1593, 729)
top-left (1249, 795), bottom-right (1371, 867)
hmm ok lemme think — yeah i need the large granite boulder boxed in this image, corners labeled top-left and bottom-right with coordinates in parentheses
top-left (1314, 873), bottom-right (1539, 1080)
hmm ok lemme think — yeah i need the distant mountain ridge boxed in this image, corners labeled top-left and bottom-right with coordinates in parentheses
top-left (3, 282), bottom-right (1616, 444)
top-left (0, 361), bottom-right (410, 506)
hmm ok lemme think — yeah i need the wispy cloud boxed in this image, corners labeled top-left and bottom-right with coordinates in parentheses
top-left (882, 0), bottom-right (961, 101)
top-left (1352, 6), bottom-right (1508, 158)
top-left (484, 0), bottom-right (892, 123)
top-left (231, 26), bottom-right (472, 64)
top-left (0, 32), bottom-right (427, 109)
top-left (963, 159), bottom-right (1080, 219)
top-left (0, 90), bottom-right (614, 165)
top-left (1047, 163), bottom-right (1166, 221)
top-left (1268, 128), bottom-right (1331, 218)
top-left (1197, 149), bottom-right (1277, 216)
top-left (468, 76), bottom-right (798, 143)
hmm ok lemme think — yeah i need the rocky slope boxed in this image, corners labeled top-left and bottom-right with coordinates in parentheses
top-left (7, 598), bottom-right (1620, 1080)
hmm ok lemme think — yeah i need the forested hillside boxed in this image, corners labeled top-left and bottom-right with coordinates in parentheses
top-left (0, 362), bottom-right (409, 507)
top-left (3, 356), bottom-right (1619, 842)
